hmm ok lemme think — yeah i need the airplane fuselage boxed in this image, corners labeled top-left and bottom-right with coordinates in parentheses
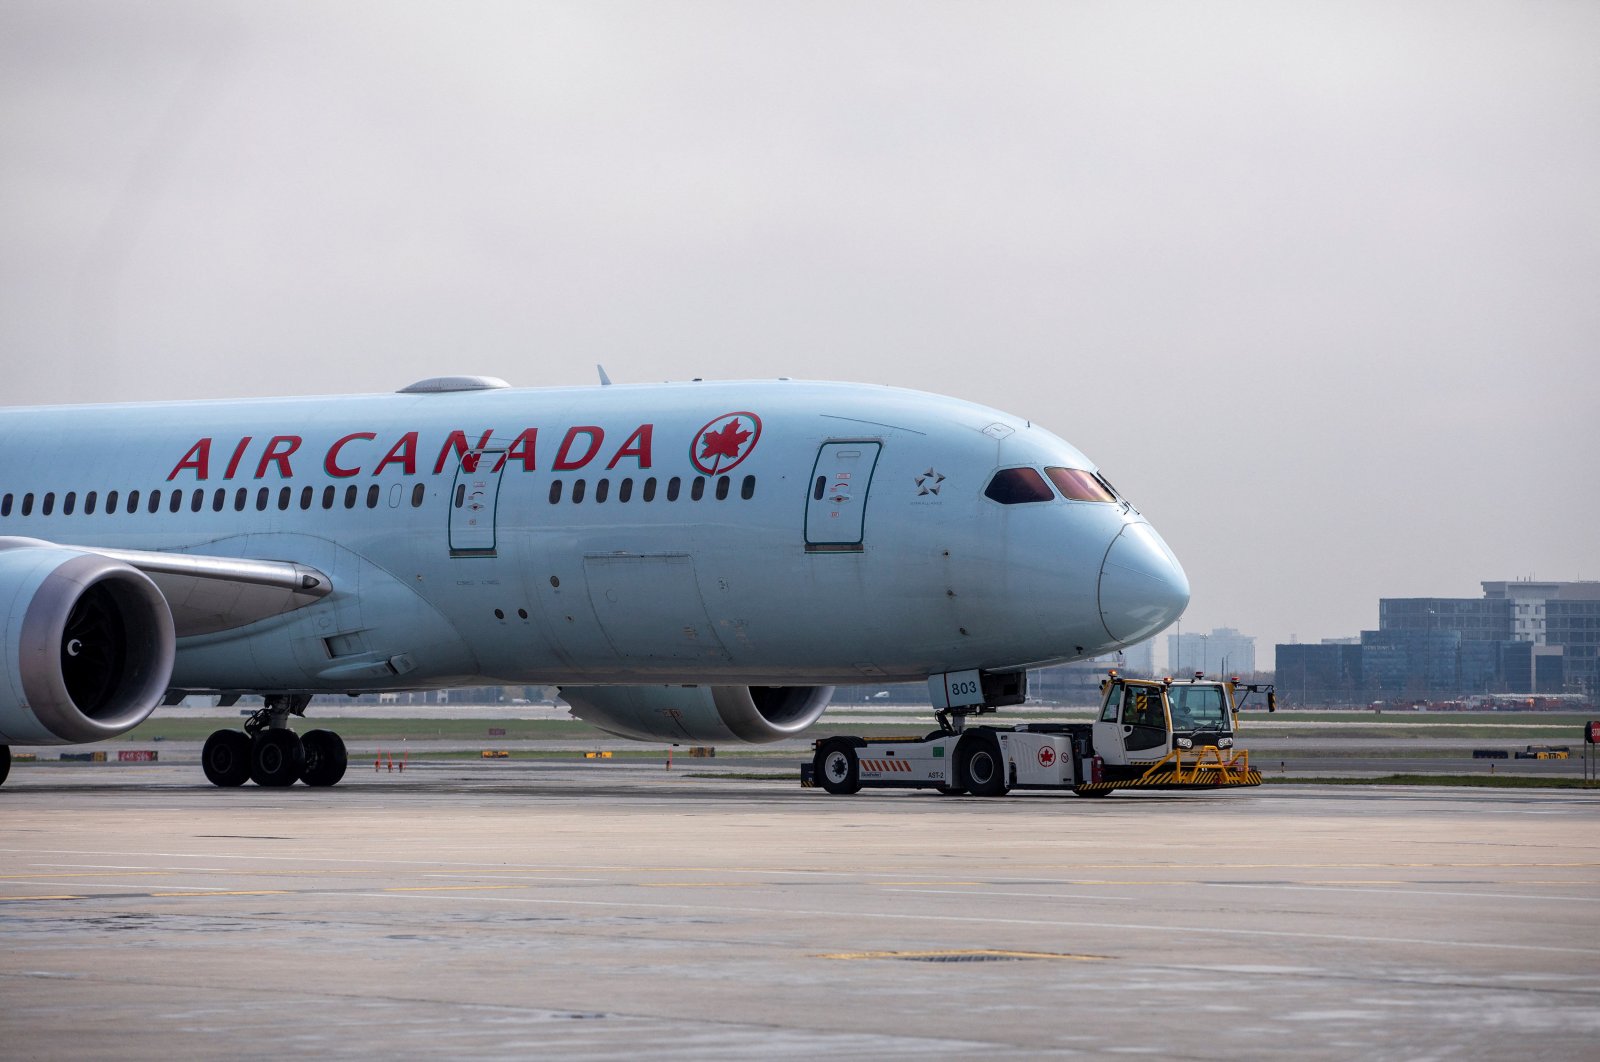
top-left (0, 378), bottom-right (1187, 697)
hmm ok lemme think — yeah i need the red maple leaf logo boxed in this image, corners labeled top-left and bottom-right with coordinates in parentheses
top-left (700, 420), bottom-right (752, 463)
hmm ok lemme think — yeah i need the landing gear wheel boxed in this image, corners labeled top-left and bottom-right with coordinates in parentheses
top-left (959, 732), bottom-right (1009, 797)
top-left (299, 729), bottom-right (348, 787)
top-left (0, 744), bottom-right (10, 787)
top-left (202, 730), bottom-right (252, 787)
top-left (814, 739), bottom-right (861, 795)
top-left (250, 729), bottom-right (305, 787)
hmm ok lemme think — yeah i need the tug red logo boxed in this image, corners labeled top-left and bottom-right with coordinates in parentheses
top-left (690, 412), bottom-right (762, 475)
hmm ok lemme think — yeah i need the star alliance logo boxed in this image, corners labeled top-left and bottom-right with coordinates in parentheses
top-left (915, 468), bottom-right (945, 496)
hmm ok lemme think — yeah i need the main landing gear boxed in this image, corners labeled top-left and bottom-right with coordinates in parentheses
top-left (202, 694), bottom-right (348, 788)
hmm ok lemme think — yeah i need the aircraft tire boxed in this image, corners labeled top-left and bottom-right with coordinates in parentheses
top-left (814, 739), bottom-right (861, 795)
top-left (959, 733), bottom-right (1008, 797)
top-left (201, 730), bottom-right (252, 787)
top-left (249, 729), bottom-right (305, 787)
top-left (300, 730), bottom-right (348, 787)
top-left (0, 745), bottom-right (10, 787)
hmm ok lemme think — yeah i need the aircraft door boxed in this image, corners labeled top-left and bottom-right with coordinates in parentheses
top-left (805, 441), bottom-right (881, 553)
top-left (449, 449), bottom-right (506, 557)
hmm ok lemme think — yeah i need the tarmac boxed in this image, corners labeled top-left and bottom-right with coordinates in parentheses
top-left (2, 760), bottom-right (1598, 1059)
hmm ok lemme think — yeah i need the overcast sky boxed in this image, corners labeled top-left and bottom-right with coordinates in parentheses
top-left (2, 1), bottom-right (1596, 667)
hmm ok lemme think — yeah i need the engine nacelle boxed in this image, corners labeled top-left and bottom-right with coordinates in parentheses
top-left (560, 684), bottom-right (834, 744)
top-left (0, 539), bottom-right (176, 744)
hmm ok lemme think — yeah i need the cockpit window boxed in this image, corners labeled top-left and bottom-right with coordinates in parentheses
top-left (1046, 467), bottom-right (1117, 503)
top-left (984, 467), bottom-right (1054, 504)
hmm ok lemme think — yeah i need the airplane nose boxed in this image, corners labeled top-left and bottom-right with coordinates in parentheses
top-left (1098, 521), bottom-right (1190, 645)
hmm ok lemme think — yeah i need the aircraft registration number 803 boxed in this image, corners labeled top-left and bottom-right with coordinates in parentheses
top-left (929, 669), bottom-right (986, 709)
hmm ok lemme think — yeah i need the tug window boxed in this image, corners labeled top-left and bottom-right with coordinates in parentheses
top-left (1046, 466), bottom-right (1117, 503)
top-left (984, 467), bottom-right (1053, 504)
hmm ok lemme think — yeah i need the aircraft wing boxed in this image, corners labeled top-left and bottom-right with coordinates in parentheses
top-left (70, 544), bottom-right (332, 637)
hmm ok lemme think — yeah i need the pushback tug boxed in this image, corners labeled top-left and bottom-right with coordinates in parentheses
top-left (804, 671), bottom-right (1274, 797)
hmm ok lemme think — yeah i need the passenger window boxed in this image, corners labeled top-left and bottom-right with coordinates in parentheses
top-left (410, 483), bottom-right (425, 508)
top-left (148, 490), bottom-right (161, 514)
top-left (715, 476), bottom-right (729, 501)
top-left (212, 488), bottom-right (226, 512)
top-left (453, 484), bottom-right (465, 509)
top-left (572, 479), bottom-right (586, 503)
top-left (42, 493), bottom-right (55, 516)
top-left (173, 490), bottom-right (186, 513)
top-left (1, 494), bottom-right (10, 517)
top-left (256, 488), bottom-right (269, 511)
top-left (85, 491), bottom-right (98, 515)
top-left (813, 476), bottom-right (826, 501)
top-left (22, 493), bottom-right (35, 516)
top-left (234, 488), bottom-right (247, 511)
top-left (741, 475), bottom-right (755, 500)
top-left (278, 487), bottom-right (291, 510)
top-left (344, 485), bottom-right (357, 508)
top-left (126, 490), bottom-right (139, 513)
top-left (63, 492), bottom-right (76, 516)
top-left (642, 477), bottom-right (657, 502)
top-left (366, 484), bottom-right (380, 508)
top-left (323, 486), bottom-right (336, 509)
top-left (691, 477), bottom-right (705, 501)
top-left (595, 479), bottom-right (609, 503)
top-left (984, 468), bottom-right (1053, 504)
top-left (105, 491), bottom-right (118, 514)
top-left (299, 486), bottom-right (313, 510)
top-left (618, 479), bottom-right (632, 503)
top-left (190, 488), bottom-right (203, 512)
top-left (548, 481), bottom-right (562, 505)
top-left (1046, 466), bottom-right (1116, 503)
top-left (667, 477), bottom-right (681, 501)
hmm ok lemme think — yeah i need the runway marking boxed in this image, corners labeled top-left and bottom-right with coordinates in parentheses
top-left (151, 890), bottom-right (293, 897)
top-left (0, 894), bottom-right (84, 901)
top-left (819, 949), bottom-right (1107, 962)
top-left (382, 885), bottom-right (538, 893)
top-left (356, 891), bottom-right (1600, 956)
top-left (637, 882), bottom-right (766, 888)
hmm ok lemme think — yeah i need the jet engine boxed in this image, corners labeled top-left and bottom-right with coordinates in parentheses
top-left (0, 540), bottom-right (176, 745)
top-left (559, 684), bottom-right (834, 744)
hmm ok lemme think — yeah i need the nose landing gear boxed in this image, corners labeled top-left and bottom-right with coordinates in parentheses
top-left (201, 694), bottom-right (349, 788)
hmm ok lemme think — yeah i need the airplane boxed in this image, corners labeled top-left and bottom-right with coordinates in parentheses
top-left (0, 375), bottom-right (1189, 788)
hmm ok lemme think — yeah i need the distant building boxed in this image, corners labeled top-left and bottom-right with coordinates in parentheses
top-left (1167, 627), bottom-right (1255, 677)
top-left (1275, 579), bottom-right (1600, 703)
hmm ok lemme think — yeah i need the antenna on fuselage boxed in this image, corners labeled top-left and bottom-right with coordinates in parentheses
top-left (596, 364), bottom-right (613, 386)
